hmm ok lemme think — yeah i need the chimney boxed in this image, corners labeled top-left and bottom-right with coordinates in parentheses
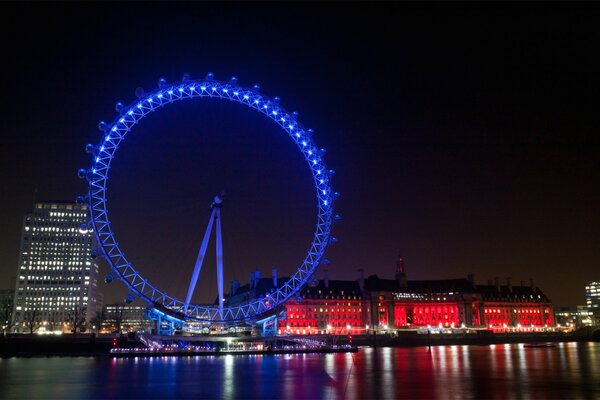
top-left (230, 280), bottom-right (240, 296)
top-left (494, 277), bottom-right (500, 292)
top-left (249, 271), bottom-right (255, 289)
top-left (467, 273), bottom-right (474, 285)
top-left (506, 277), bottom-right (512, 293)
top-left (254, 270), bottom-right (261, 288)
top-left (357, 268), bottom-right (365, 294)
top-left (324, 269), bottom-right (329, 289)
top-left (529, 278), bottom-right (534, 289)
top-left (272, 268), bottom-right (278, 288)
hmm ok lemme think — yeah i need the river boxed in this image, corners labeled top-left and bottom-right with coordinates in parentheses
top-left (1, 342), bottom-right (598, 399)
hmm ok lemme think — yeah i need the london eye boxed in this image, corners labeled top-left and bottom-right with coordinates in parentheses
top-left (78, 73), bottom-right (338, 324)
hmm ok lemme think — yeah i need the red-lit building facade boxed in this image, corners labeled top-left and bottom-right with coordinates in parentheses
top-left (365, 259), bottom-right (554, 332)
top-left (226, 261), bottom-right (554, 335)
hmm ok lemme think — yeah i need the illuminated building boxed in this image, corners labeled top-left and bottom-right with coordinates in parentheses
top-left (12, 201), bottom-right (100, 333)
top-left (585, 281), bottom-right (600, 324)
top-left (554, 305), bottom-right (594, 329)
top-left (365, 258), bottom-right (554, 332)
top-left (277, 270), bottom-right (365, 335)
top-left (100, 305), bottom-right (151, 333)
top-left (226, 259), bottom-right (554, 335)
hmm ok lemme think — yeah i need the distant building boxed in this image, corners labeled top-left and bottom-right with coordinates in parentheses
top-left (100, 305), bottom-right (152, 333)
top-left (367, 267), bottom-right (554, 332)
top-left (12, 201), bottom-right (101, 333)
top-left (554, 305), bottom-right (594, 329)
top-left (279, 269), bottom-right (365, 335)
top-left (585, 281), bottom-right (600, 324)
top-left (226, 258), bottom-right (555, 335)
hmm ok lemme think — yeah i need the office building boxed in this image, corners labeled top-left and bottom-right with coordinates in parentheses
top-left (12, 201), bottom-right (100, 333)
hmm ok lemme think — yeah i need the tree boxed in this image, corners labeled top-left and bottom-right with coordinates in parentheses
top-left (47, 311), bottom-right (62, 333)
top-left (24, 308), bottom-right (40, 334)
top-left (89, 311), bottom-right (105, 334)
top-left (110, 303), bottom-right (127, 334)
top-left (66, 306), bottom-right (87, 334)
top-left (0, 295), bottom-right (15, 337)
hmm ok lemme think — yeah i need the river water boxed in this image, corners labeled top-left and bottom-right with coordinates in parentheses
top-left (1, 342), bottom-right (599, 399)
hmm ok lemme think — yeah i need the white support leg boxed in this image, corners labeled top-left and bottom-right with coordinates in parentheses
top-left (185, 208), bottom-right (216, 309)
top-left (216, 208), bottom-right (224, 316)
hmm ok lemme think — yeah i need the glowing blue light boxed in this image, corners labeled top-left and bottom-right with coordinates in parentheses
top-left (85, 76), bottom-right (334, 325)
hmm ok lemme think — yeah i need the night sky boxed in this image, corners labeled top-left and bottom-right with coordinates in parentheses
top-left (1, 3), bottom-right (598, 307)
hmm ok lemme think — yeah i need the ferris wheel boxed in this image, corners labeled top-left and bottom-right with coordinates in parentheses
top-left (78, 73), bottom-right (338, 323)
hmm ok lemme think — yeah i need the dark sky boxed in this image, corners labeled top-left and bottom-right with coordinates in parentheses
top-left (0, 3), bottom-right (598, 307)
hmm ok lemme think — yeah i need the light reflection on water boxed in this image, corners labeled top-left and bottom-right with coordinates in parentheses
top-left (1, 342), bottom-right (599, 399)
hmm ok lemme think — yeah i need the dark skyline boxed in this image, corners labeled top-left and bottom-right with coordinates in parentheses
top-left (1, 3), bottom-right (599, 306)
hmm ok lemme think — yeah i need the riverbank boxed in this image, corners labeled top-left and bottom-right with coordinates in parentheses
top-left (1, 331), bottom-right (597, 358)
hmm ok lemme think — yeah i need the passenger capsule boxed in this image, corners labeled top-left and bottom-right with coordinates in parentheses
top-left (104, 274), bottom-right (114, 284)
top-left (97, 121), bottom-right (107, 131)
top-left (115, 102), bottom-right (125, 113)
top-left (85, 144), bottom-right (95, 154)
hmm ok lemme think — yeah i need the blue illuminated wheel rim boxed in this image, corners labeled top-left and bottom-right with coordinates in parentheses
top-left (81, 75), bottom-right (335, 323)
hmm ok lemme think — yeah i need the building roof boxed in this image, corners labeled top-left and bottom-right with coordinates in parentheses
top-left (302, 279), bottom-right (362, 298)
top-left (366, 274), bottom-right (551, 302)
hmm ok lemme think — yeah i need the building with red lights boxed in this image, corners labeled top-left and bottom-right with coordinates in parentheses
top-left (225, 259), bottom-right (554, 335)
top-left (364, 258), bottom-right (554, 332)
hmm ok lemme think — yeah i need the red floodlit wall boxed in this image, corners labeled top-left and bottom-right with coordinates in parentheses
top-left (278, 299), bottom-right (365, 335)
top-left (394, 302), bottom-right (459, 327)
